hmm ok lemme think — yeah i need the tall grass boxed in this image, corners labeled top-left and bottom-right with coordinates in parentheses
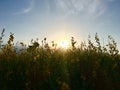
top-left (0, 29), bottom-right (120, 90)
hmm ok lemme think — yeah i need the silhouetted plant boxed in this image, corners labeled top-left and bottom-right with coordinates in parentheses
top-left (0, 28), bottom-right (5, 48)
top-left (95, 33), bottom-right (102, 53)
top-left (0, 30), bottom-right (120, 90)
top-left (88, 35), bottom-right (96, 51)
top-left (27, 39), bottom-right (39, 52)
top-left (71, 37), bottom-right (76, 49)
top-left (107, 35), bottom-right (119, 56)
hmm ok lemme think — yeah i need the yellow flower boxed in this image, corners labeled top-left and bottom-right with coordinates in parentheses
top-left (34, 56), bottom-right (37, 61)
top-left (61, 82), bottom-right (70, 90)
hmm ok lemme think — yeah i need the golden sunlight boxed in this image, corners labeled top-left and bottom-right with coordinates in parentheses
top-left (58, 40), bottom-right (69, 49)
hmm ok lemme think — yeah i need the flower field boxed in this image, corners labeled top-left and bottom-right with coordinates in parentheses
top-left (0, 29), bottom-right (120, 90)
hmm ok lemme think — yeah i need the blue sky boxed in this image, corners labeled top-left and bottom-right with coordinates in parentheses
top-left (0, 0), bottom-right (120, 47)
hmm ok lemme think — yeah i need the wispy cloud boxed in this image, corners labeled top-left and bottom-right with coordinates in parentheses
top-left (107, 0), bottom-right (116, 2)
top-left (54, 0), bottom-right (116, 17)
top-left (13, 0), bottom-right (35, 15)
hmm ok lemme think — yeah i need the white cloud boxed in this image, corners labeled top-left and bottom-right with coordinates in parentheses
top-left (54, 0), bottom-right (116, 17)
top-left (107, 0), bottom-right (116, 2)
top-left (86, 0), bottom-right (106, 17)
top-left (13, 0), bottom-right (35, 15)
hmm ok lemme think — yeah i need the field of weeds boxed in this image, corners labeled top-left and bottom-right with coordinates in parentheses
top-left (0, 29), bottom-right (120, 90)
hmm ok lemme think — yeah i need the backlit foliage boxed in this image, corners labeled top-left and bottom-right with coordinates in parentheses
top-left (0, 29), bottom-right (120, 90)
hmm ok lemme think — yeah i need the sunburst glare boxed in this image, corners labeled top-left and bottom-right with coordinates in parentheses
top-left (58, 40), bottom-right (69, 49)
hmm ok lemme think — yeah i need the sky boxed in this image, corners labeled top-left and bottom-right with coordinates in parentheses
top-left (0, 0), bottom-right (120, 48)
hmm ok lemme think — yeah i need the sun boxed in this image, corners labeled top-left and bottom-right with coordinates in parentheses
top-left (58, 40), bottom-right (69, 49)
